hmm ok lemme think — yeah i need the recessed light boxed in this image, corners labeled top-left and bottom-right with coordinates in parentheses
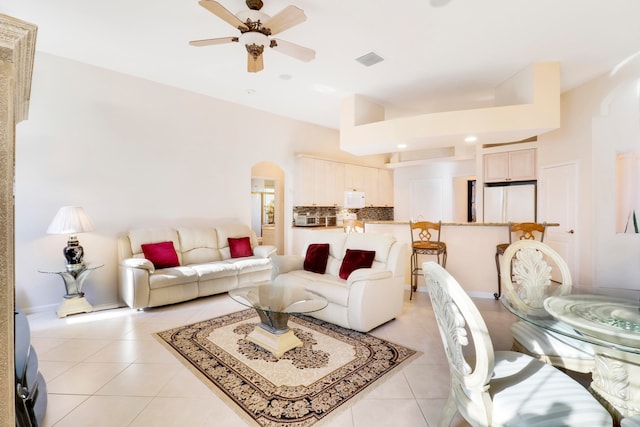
top-left (464, 135), bottom-right (477, 143)
top-left (397, 144), bottom-right (408, 149)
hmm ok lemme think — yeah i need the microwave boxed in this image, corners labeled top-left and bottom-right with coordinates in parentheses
top-left (295, 215), bottom-right (326, 227)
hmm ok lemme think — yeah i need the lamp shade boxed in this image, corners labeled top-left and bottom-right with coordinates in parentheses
top-left (46, 206), bottom-right (95, 235)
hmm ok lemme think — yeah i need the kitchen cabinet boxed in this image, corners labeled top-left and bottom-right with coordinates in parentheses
top-left (378, 169), bottom-right (394, 207)
top-left (294, 157), bottom-right (318, 206)
top-left (484, 148), bottom-right (536, 182)
top-left (295, 156), bottom-right (393, 207)
top-left (324, 161), bottom-right (345, 206)
top-left (294, 157), bottom-right (344, 206)
top-left (344, 164), bottom-right (367, 193)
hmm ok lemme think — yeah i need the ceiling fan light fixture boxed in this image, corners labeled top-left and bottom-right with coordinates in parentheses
top-left (240, 31), bottom-right (269, 54)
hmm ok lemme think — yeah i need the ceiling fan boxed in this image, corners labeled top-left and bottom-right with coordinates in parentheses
top-left (190, 0), bottom-right (316, 73)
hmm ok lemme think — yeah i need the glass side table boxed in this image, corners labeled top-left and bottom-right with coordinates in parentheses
top-left (38, 263), bottom-right (103, 317)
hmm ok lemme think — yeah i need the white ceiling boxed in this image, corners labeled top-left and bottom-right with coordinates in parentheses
top-left (5, 0), bottom-right (640, 155)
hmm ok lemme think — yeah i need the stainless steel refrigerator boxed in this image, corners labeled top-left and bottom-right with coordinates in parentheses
top-left (483, 182), bottom-right (536, 223)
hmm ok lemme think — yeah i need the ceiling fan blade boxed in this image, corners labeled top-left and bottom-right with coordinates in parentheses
top-left (270, 38), bottom-right (315, 62)
top-left (189, 36), bottom-right (239, 47)
top-left (198, 0), bottom-right (249, 31)
top-left (247, 52), bottom-right (264, 73)
top-left (263, 5), bottom-right (306, 35)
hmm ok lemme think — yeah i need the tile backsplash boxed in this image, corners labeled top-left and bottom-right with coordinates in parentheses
top-left (293, 206), bottom-right (393, 222)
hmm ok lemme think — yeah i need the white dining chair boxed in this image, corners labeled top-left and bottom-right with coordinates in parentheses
top-left (423, 261), bottom-right (612, 427)
top-left (501, 240), bottom-right (595, 373)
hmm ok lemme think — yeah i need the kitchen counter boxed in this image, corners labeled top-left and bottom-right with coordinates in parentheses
top-left (364, 221), bottom-right (559, 298)
top-left (364, 220), bottom-right (559, 227)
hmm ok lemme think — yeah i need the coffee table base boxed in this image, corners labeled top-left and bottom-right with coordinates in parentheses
top-left (246, 327), bottom-right (303, 358)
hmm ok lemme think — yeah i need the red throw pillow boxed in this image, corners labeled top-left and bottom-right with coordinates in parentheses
top-left (339, 249), bottom-right (376, 280)
top-left (303, 243), bottom-right (330, 274)
top-left (228, 236), bottom-right (253, 258)
top-left (141, 241), bottom-right (180, 269)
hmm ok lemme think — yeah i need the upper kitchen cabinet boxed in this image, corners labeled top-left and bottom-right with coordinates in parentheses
top-left (484, 148), bottom-right (536, 182)
top-left (294, 156), bottom-right (394, 207)
top-left (378, 169), bottom-right (394, 207)
top-left (294, 157), bottom-right (344, 206)
top-left (324, 160), bottom-right (345, 206)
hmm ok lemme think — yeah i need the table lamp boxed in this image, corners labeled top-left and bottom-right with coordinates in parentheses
top-left (46, 206), bottom-right (95, 272)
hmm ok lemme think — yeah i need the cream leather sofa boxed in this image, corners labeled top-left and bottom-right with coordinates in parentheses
top-left (117, 224), bottom-right (275, 309)
top-left (271, 231), bottom-right (408, 332)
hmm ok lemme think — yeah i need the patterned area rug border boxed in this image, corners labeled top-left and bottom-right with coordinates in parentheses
top-left (156, 309), bottom-right (419, 427)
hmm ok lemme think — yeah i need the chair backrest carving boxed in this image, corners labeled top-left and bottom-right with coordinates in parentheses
top-left (423, 261), bottom-right (494, 425)
top-left (508, 222), bottom-right (546, 243)
top-left (501, 240), bottom-right (572, 316)
top-left (410, 221), bottom-right (442, 245)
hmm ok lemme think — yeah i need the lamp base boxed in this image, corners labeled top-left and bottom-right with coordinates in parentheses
top-left (65, 263), bottom-right (85, 273)
top-left (63, 235), bottom-right (84, 268)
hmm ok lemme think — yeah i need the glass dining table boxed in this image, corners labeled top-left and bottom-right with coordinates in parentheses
top-left (502, 286), bottom-right (640, 421)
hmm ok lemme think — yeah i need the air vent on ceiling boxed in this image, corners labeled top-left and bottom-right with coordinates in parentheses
top-left (356, 52), bottom-right (384, 67)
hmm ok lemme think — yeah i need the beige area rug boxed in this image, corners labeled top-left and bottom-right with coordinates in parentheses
top-left (156, 309), bottom-right (419, 427)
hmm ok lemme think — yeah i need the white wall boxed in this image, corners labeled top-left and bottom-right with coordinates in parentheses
top-left (538, 61), bottom-right (640, 288)
top-left (393, 160), bottom-right (476, 221)
top-left (14, 53), bottom-right (385, 312)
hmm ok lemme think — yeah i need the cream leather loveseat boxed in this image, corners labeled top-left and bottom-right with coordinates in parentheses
top-left (117, 224), bottom-right (275, 309)
top-left (271, 231), bottom-right (408, 332)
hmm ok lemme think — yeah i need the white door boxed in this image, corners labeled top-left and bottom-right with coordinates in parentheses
top-left (538, 162), bottom-right (578, 281)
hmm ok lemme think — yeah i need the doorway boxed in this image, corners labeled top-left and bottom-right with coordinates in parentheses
top-left (251, 162), bottom-right (284, 255)
top-left (538, 162), bottom-right (578, 281)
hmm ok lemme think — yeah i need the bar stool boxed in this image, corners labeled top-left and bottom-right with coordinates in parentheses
top-left (494, 222), bottom-right (546, 300)
top-left (343, 219), bottom-right (365, 233)
top-left (409, 221), bottom-right (446, 300)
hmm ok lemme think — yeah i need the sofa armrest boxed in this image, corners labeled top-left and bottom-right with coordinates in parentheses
top-left (347, 268), bottom-right (393, 285)
top-left (270, 255), bottom-right (304, 279)
top-left (347, 273), bottom-right (404, 332)
top-left (254, 245), bottom-right (277, 258)
top-left (119, 259), bottom-right (155, 309)
top-left (121, 257), bottom-right (155, 273)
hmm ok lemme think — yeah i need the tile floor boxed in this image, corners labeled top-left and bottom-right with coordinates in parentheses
top-left (28, 290), bottom-right (518, 427)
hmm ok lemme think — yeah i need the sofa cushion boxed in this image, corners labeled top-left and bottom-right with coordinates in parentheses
top-left (343, 233), bottom-right (395, 263)
top-left (128, 228), bottom-right (182, 263)
top-left (148, 266), bottom-right (198, 289)
top-left (178, 227), bottom-right (221, 264)
top-left (339, 249), bottom-right (376, 280)
top-left (274, 271), bottom-right (349, 306)
top-left (304, 243), bottom-right (330, 274)
top-left (190, 262), bottom-right (238, 280)
top-left (229, 237), bottom-right (253, 258)
top-left (216, 224), bottom-right (259, 259)
top-left (141, 241), bottom-right (180, 269)
top-left (225, 257), bottom-right (272, 274)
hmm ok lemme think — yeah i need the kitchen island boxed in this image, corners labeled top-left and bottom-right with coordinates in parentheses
top-left (292, 221), bottom-right (557, 298)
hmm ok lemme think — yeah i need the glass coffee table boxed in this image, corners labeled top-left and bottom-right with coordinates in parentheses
top-left (228, 282), bottom-right (328, 357)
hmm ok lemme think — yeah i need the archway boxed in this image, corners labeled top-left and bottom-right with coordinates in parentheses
top-left (251, 162), bottom-right (285, 255)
